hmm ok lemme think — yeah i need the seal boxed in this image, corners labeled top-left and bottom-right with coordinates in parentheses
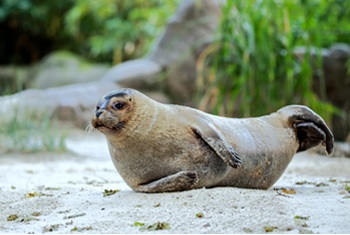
top-left (91, 88), bottom-right (334, 193)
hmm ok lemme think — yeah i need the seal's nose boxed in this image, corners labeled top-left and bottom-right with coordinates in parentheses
top-left (96, 110), bottom-right (103, 118)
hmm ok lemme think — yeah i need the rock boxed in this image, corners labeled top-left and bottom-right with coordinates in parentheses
top-left (324, 45), bottom-right (350, 141)
top-left (0, 80), bottom-right (169, 129)
top-left (0, 0), bottom-right (223, 128)
top-left (322, 44), bottom-right (350, 106)
top-left (147, 0), bottom-right (224, 104)
top-left (101, 58), bottom-right (164, 90)
top-left (166, 57), bottom-right (197, 103)
top-left (0, 81), bottom-right (120, 128)
top-left (27, 51), bottom-right (110, 89)
top-left (318, 44), bottom-right (350, 141)
top-left (97, 0), bottom-right (224, 105)
top-left (294, 43), bottom-right (350, 141)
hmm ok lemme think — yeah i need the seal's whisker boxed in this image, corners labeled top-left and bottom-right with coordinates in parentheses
top-left (114, 122), bottom-right (124, 131)
top-left (114, 121), bottom-right (141, 134)
top-left (85, 122), bottom-right (94, 134)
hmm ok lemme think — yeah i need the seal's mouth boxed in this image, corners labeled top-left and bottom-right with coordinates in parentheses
top-left (91, 118), bottom-right (111, 130)
top-left (91, 118), bottom-right (125, 132)
top-left (92, 121), bottom-right (112, 130)
top-left (93, 123), bottom-right (106, 129)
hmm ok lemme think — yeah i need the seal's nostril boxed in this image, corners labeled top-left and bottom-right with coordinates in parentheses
top-left (96, 110), bottom-right (103, 118)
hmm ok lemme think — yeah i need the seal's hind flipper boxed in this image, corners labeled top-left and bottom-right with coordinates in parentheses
top-left (294, 122), bottom-right (327, 152)
top-left (191, 125), bottom-right (242, 168)
top-left (278, 105), bottom-right (334, 154)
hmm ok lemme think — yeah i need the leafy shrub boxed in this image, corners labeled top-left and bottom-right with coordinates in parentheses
top-left (0, 0), bottom-right (178, 64)
top-left (65, 0), bottom-right (178, 63)
top-left (0, 0), bottom-right (73, 63)
top-left (197, 0), bottom-right (349, 121)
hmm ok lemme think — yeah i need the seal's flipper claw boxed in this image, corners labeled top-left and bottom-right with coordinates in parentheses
top-left (228, 146), bottom-right (242, 168)
top-left (191, 126), bottom-right (242, 168)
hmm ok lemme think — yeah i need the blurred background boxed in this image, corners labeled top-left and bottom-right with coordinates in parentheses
top-left (0, 0), bottom-right (349, 153)
top-left (0, 0), bottom-right (178, 64)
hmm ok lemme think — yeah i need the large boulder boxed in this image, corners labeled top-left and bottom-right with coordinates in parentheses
top-left (100, 0), bottom-right (224, 105)
top-left (0, 81), bottom-right (119, 128)
top-left (321, 44), bottom-right (350, 141)
top-left (27, 51), bottom-right (110, 89)
top-left (294, 43), bottom-right (350, 141)
top-left (101, 58), bottom-right (164, 90)
top-left (320, 44), bottom-right (350, 107)
top-left (147, 0), bottom-right (224, 104)
top-left (0, 52), bottom-right (170, 131)
top-left (0, 81), bottom-right (169, 129)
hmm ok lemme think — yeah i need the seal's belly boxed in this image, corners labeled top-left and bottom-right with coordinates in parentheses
top-left (107, 132), bottom-right (227, 189)
top-left (213, 116), bottom-right (298, 189)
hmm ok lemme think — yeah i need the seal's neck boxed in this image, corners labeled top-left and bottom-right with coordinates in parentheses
top-left (132, 98), bottom-right (160, 133)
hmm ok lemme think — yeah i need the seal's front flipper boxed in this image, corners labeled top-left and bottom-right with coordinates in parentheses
top-left (191, 126), bottom-right (242, 168)
top-left (135, 171), bottom-right (198, 193)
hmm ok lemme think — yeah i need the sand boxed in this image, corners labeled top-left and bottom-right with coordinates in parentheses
top-left (0, 130), bottom-right (349, 234)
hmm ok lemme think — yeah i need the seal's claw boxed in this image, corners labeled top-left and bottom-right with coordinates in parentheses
top-left (183, 171), bottom-right (199, 183)
top-left (228, 146), bottom-right (242, 168)
top-left (212, 143), bottom-right (242, 168)
top-left (191, 126), bottom-right (242, 169)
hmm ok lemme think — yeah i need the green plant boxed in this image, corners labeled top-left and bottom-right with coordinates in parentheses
top-left (0, 0), bottom-right (178, 64)
top-left (0, 0), bottom-right (74, 64)
top-left (197, 0), bottom-right (349, 122)
top-left (0, 110), bottom-right (66, 153)
top-left (64, 0), bottom-right (178, 63)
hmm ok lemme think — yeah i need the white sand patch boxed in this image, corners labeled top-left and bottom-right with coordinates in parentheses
top-left (0, 130), bottom-right (349, 233)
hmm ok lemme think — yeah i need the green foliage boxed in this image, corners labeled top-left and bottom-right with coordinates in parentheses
top-left (345, 184), bottom-right (350, 193)
top-left (197, 0), bottom-right (349, 121)
top-left (0, 0), bottom-right (74, 63)
top-left (0, 0), bottom-right (178, 64)
top-left (102, 189), bottom-right (120, 197)
top-left (0, 0), bottom-right (71, 36)
top-left (138, 222), bottom-right (170, 231)
top-left (0, 110), bottom-right (66, 153)
top-left (133, 222), bottom-right (145, 227)
top-left (65, 0), bottom-right (178, 63)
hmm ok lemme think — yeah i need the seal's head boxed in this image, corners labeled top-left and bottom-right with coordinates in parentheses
top-left (91, 88), bottom-right (135, 135)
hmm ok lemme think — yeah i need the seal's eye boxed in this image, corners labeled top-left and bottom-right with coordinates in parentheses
top-left (96, 105), bottom-right (100, 110)
top-left (113, 102), bottom-right (125, 110)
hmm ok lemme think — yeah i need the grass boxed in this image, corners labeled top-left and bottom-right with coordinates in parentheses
top-left (0, 109), bottom-right (67, 153)
top-left (196, 0), bottom-right (349, 122)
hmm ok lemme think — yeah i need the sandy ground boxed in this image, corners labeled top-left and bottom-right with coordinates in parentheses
top-left (0, 130), bottom-right (350, 234)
